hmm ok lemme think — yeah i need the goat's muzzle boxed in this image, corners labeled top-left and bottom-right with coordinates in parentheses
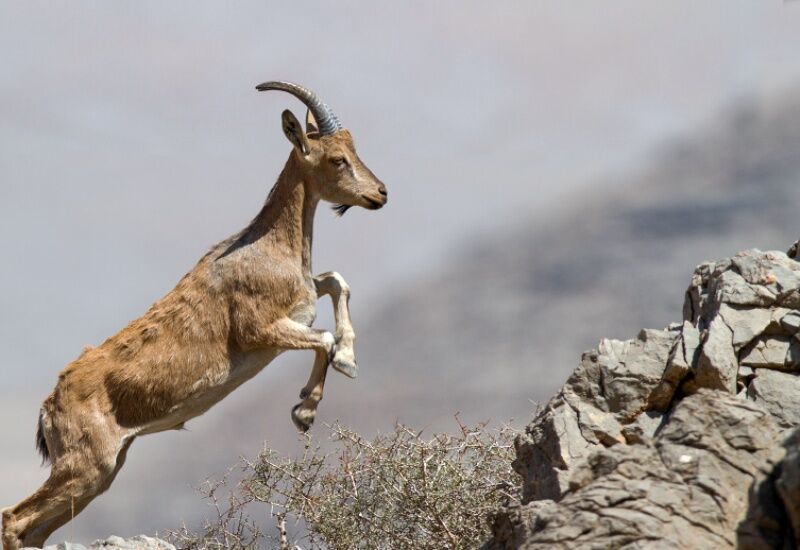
top-left (362, 192), bottom-right (387, 210)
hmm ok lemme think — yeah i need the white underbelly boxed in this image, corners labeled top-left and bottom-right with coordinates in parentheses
top-left (136, 348), bottom-right (282, 436)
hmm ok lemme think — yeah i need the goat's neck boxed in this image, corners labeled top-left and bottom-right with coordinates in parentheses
top-left (252, 154), bottom-right (318, 274)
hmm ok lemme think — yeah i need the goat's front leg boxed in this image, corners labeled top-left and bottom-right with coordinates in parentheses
top-left (293, 348), bottom-right (330, 432)
top-left (314, 271), bottom-right (357, 379)
top-left (239, 318), bottom-right (335, 432)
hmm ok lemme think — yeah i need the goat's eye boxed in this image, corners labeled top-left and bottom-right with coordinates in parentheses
top-left (330, 156), bottom-right (347, 166)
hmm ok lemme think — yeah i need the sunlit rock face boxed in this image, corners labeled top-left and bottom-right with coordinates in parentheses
top-left (486, 243), bottom-right (800, 549)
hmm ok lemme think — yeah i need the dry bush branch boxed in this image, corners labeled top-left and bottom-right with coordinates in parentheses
top-left (169, 420), bottom-right (520, 550)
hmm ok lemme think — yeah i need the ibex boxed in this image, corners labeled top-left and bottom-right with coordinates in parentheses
top-left (1, 81), bottom-right (387, 550)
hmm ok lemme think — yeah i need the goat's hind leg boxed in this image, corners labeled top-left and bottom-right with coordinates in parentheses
top-left (2, 438), bottom-right (133, 549)
top-left (2, 460), bottom-right (88, 550)
top-left (314, 271), bottom-right (358, 379)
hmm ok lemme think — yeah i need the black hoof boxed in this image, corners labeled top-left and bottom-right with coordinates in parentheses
top-left (291, 404), bottom-right (312, 433)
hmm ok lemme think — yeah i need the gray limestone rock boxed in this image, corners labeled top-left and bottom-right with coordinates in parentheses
top-left (746, 368), bottom-right (800, 430)
top-left (788, 239), bottom-right (800, 260)
top-left (574, 399), bottom-right (625, 447)
top-left (621, 411), bottom-right (664, 445)
top-left (487, 241), bottom-right (800, 550)
top-left (737, 428), bottom-right (799, 548)
top-left (738, 365), bottom-right (755, 378)
top-left (714, 268), bottom-right (776, 308)
top-left (717, 303), bottom-right (773, 350)
top-left (513, 329), bottom-right (676, 502)
top-left (740, 335), bottom-right (793, 370)
top-left (779, 311), bottom-right (800, 334)
top-left (597, 329), bottom-right (677, 421)
top-left (776, 430), bottom-right (800, 548)
top-left (512, 393), bottom-right (600, 503)
top-left (25, 536), bottom-right (175, 550)
top-left (561, 349), bottom-right (607, 411)
top-left (488, 392), bottom-right (782, 549)
top-left (780, 288), bottom-right (800, 309)
top-left (651, 322), bottom-right (700, 411)
top-left (695, 316), bottom-right (738, 393)
top-left (787, 337), bottom-right (800, 370)
top-left (686, 250), bottom-right (800, 322)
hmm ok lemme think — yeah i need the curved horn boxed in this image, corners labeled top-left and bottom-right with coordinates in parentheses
top-left (255, 81), bottom-right (342, 136)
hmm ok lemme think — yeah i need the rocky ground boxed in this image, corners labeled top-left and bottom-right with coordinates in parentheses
top-left (25, 535), bottom-right (174, 550)
top-left (485, 242), bottom-right (800, 549)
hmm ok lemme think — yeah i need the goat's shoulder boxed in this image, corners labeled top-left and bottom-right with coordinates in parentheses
top-left (205, 235), bottom-right (305, 296)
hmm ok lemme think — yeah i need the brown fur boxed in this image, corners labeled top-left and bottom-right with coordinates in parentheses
top-left (1, 113), bottom-right (387, 549)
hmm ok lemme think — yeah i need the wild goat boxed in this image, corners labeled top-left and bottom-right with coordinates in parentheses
top-left (1, 81), bottom-right (387, 550)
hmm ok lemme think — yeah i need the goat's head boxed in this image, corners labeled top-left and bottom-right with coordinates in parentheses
top-left (256, 81), bottom-right (388, 216)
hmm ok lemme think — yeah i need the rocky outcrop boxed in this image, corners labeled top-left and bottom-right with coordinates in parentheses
top-left (487, 245), bottom-right (800, 549)
top-left (23, 536), bottom-right (174, 550)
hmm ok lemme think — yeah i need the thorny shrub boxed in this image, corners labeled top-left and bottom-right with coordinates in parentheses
top-left (169, 419), bottom-right (520, 550)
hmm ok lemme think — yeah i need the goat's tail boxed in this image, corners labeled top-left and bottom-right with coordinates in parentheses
top-left (35, 410), bottom-right (50, 465)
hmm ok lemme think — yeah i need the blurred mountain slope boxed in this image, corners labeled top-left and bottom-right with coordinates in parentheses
top-left (335, 93), bottom-right (800, 426)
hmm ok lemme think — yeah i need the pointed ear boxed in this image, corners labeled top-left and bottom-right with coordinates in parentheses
top-left (305, 109), bottom-right (319, 134)
top-left (281, 109), bottom-right (310, 155)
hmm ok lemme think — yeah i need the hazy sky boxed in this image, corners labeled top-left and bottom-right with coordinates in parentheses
top-left (4, 3), bottom-right (800, 384)
top-left (4, 1), bottom-right (800, 542)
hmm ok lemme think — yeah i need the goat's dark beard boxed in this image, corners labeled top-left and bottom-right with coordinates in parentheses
top-left (332, 204), bottom-right (352, 217)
